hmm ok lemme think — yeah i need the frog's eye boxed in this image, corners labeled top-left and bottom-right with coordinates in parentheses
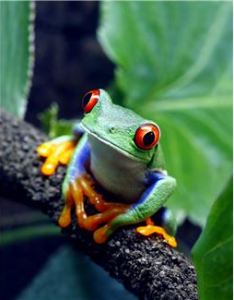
top-left (134, 123), bottom-right (160, 150)
top-left (82, 90), bottom-right (100, 113)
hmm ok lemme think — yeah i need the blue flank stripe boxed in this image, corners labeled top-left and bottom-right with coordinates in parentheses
top-left (68, 137), bottom-right (90, 180)
top-left (131, 172), bottom-right (165, 208)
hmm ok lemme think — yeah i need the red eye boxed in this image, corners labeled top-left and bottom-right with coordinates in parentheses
top-left (134, 123), bottom-right (160, 150)
top-left (82, 90), bottom-right (100, 113)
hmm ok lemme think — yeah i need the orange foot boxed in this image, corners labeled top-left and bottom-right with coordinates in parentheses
top-left (58, 174), bottom-right (130, 244)
top-left (37, 138), bottom-right (76, 176)
top-left (136, 218), bottom-right (177, 248)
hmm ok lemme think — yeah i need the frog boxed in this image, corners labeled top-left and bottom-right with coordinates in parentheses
top-left (37, 89), bottom-right (177, 247)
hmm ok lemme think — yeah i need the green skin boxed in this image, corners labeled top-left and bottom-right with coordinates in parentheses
top-left (63, 89), bottom-right (177, 237)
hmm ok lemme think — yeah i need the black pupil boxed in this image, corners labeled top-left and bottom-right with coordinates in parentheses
top-left (143, 131), bottom-right (155, 146)
top-left (83, 92), bottom-right (92, 107)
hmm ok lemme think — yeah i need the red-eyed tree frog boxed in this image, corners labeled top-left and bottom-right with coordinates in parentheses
top-left (38, 89), bottom-right (177, 247)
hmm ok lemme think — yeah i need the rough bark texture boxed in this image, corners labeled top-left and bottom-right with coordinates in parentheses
top-left (0, 111), bottom-right (198, 300)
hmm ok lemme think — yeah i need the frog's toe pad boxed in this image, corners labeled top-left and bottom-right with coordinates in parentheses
top-left (38, 140), bottom-right (75, 176)
top-left (58, 207), bottom-right (72, 228)
top-left (136, 225), bottom-right (177, 248)
top-left (37, 142), bottom-right (54, 157)
top-left (93, 225), bottom-right (110, 244)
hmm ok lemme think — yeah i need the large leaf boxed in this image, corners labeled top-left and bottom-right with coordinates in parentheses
top-left (1, 1), bottom-right (35, 118)
top-left (98, 1), bottom-right (232, 225)
top-left (192, 178), bottom-right (233, 300)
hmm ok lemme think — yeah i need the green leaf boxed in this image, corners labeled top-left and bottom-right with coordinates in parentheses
top-left (1, 1), bottom-right (35, 118)
top-left (192, 178), bottom-right (233, 300)
top-left (39, 103), bottom-right (74, 138)
top-left (1, 224), bottom-right (60, 246)
top-left (98, 2), bottom-right (232, 225)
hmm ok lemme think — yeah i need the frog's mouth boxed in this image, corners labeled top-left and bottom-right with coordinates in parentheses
top-left (81, 123), bottom-right (148, 163)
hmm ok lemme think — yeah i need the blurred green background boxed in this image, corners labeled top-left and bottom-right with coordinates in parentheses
top-left (1, 1), bottom-right (232, 300)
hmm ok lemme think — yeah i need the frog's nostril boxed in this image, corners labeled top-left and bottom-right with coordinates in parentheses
top-left (109, 127), bottom-right (115, 133)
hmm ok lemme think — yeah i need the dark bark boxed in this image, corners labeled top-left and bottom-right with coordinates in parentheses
top-left (0, 111), bottom-right (198, 300)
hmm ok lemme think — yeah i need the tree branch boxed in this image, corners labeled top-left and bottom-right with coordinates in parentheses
top-left (0, 111), bottom-right (198, 300)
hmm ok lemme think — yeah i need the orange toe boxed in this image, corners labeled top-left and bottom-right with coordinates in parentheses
top-left (58, 205), bottom-right (72, 227)
top-left (93, 225), bottom-right (110, 244)
top-left (37, 143), bottom-right (54, 157)
top-left (136, 225), bottom-right (177, 248)
top-left (41, 162), bottom-right (57, 176)
top-left (59, 148), bottom-right (74, 165)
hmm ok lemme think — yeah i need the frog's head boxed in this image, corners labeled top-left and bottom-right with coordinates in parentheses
top-left (81, 89), bottom-right (161, 164)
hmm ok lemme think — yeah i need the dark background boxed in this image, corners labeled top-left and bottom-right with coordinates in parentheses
top-left (1, 2), bottom-right (200, 300)
top-left (25, 1), bottom-right (114, 127)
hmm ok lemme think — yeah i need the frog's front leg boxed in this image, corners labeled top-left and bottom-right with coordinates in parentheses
top-left (37, 122), bottom-right (84, 176)
top-left (95, 173), bottom-right (177, 247)
top-left (58, 133), bottom-right (90, 227)
top-left (58, 134), bottom-right (130, 231)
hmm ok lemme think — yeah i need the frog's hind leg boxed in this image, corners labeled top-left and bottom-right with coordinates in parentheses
top-left (58, 134), bottom-right (90, 227)
top-left (136, 216), bottom-right (177, 248)
top-left (74, 183), bottom-right (129, 232)
top-left (61, 172), bottom-right (130, 241)
top-left (95, 172), bottom-right (177, 247)
top-left (136, 207), bottom-right (177, 247)
top-left (78, 174), bottom-right (129, 213)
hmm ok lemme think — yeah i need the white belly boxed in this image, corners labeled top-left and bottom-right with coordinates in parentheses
top-left (88, 134), bottom-right (147, 203)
